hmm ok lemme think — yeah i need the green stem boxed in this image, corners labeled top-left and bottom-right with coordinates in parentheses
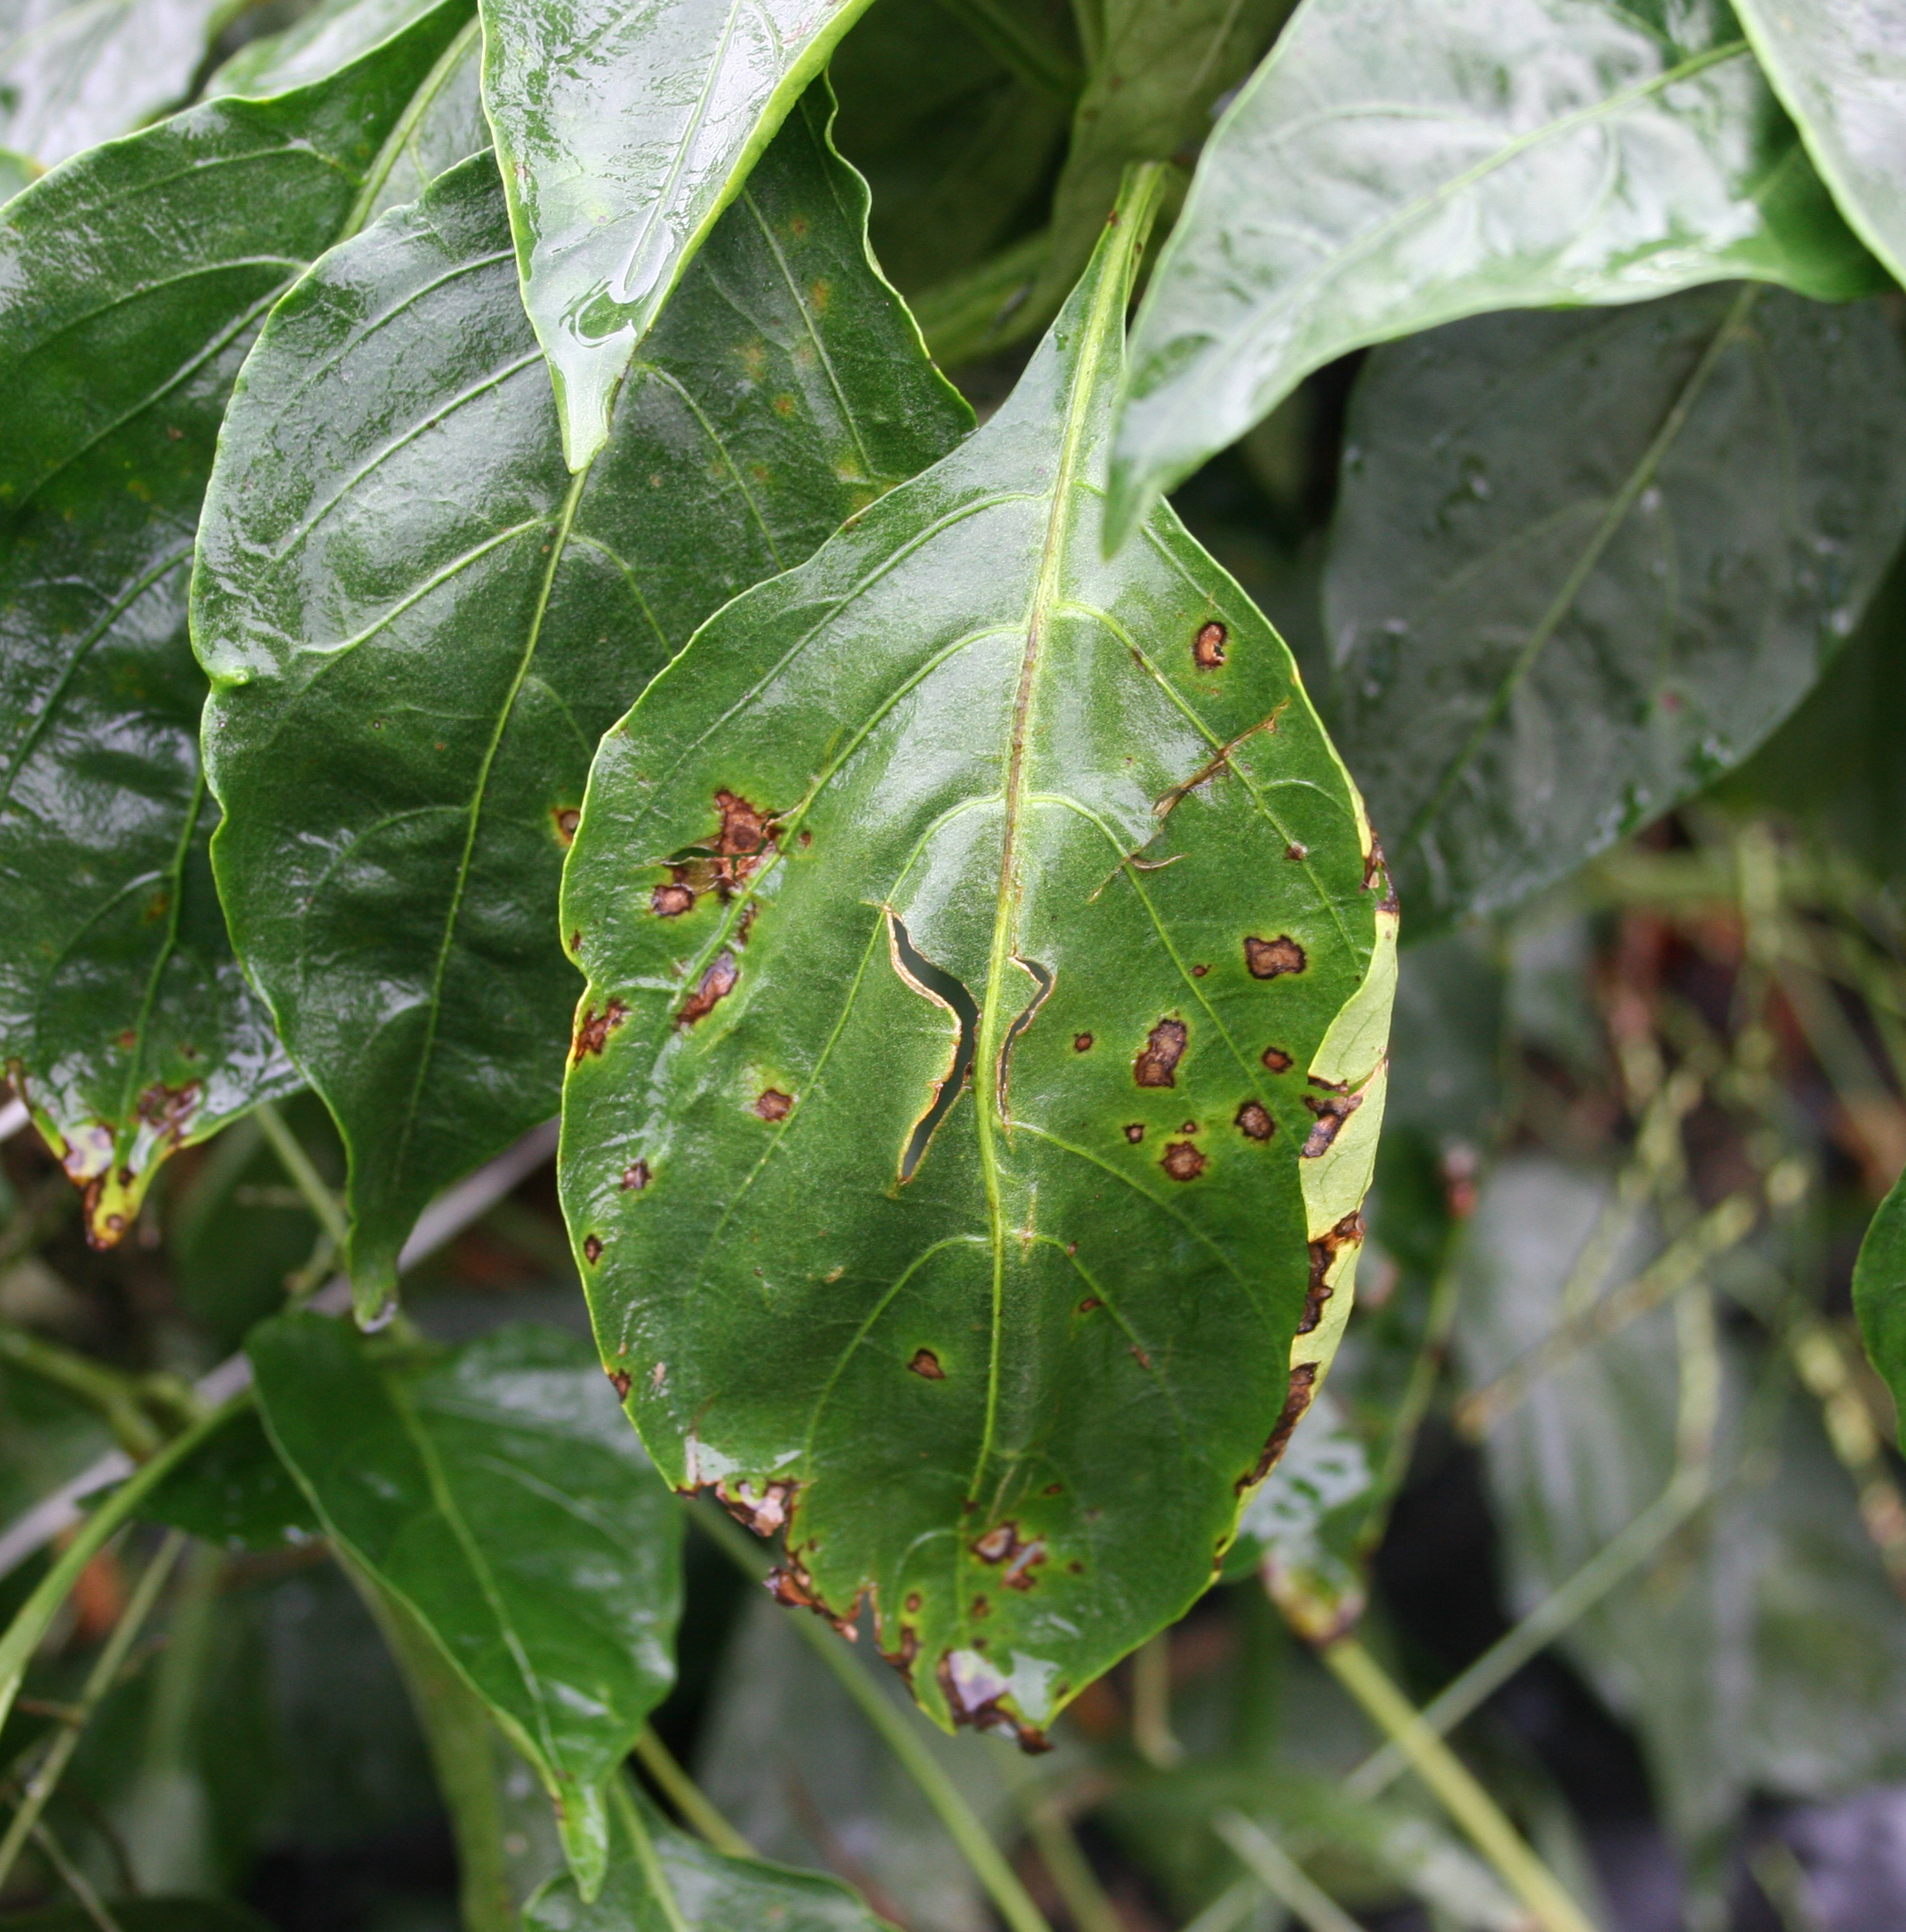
top-left (633, 1726), bottom-right (752, 1858)
top-left (687, 1502), bottom-right (1054, 1932)
top-left (27, 1815), bottom-right (125, 1932)
top-left (1212, 1811), bottom-right (1362, 1932)
top-left (0, 1395), bottom-right (245, 1742)
top-left (0, 1321), bottom-right (163, 1458)
top-left (1319, 1638), bottom-right (1597, 1932)
top-left (1129, 1630), bottom-right (1182, 1767)
top-left (255, 1101), bottom-right (350, 1251)
top-left (0, 1530), bottom-right (187, 1891)
top-left (613, 1777), bottom-right (692, 1932)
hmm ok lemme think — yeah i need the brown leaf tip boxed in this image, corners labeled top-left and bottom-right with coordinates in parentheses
top-left (1244, 935), bottom-right (1306, 978)
top-left (1235, 1100), bottom-right (1274, 1141)
top-left (1193, 621), bottom-right (1228, 669)
top-left (908, 1348), bottom-right (945, 1380)
top-left (753, 1088), bottom-right (793, 1121)
top-left (1133, 1016), bottom-right (1187, 1087)
top-left (1161, 1141), bottom-right (1207, 1181)
top-left (572, 999), bottom-right (627, 1062)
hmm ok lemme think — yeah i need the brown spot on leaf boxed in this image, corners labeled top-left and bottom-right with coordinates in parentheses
top-left (712, 789), bottom-right (777, 894)
top-left (607, 1368), bottom-right (632, 1399)
top-left (1285, 842), bottom-right (1307, 862)
top-left (1074, 1032), bottom-right (1093, 1052)
top-left (1239, 1362), bottom-right (1319, 1492)
top-left (753, 1088), bottom-right (793, 1121)
top-left (764, 1553), bottom-right (861, 1638)
top-left (1180, 1119), bottom-right (1198, 1133)
top-left (1077, 1297), bottom-right (1101, 1313)
top-left (721, 1477), bottom-right (797, 1537)
top-left (677, 951), bottom-right (738, 1026)
top-left (1301, 1212), bottom-right (1364, 1334)
top-left (620, 1160), bottom-right (651, 1191)
top-left (116, 1030), bottom-right (136, 1050)
top-left (1245, 935), bottom-right (1305, 978)
top-left (1363, 835), bottom-right (1401, 913)
top-left (971, 1595), bottom-right (990, 1616)
top-left (1236, 1100), bottom-right (1274, 1141)
top-left (1124, 1123), bottom-right (1144, 1143)
top-left (1131, 1343), bottom-right (1152, 1370)
top-left (572, 999), bottom-right (627, 1061)
top-left (1191, 964), bottom-right (1209, 977)
top-left (652, 881), bottom-right (695, 917)
top-left (1161, 1141), bottom-right (1206, 1181)
top-left (1301, 1084), bottom-right (1363, 1157)
top-left (909, 1348), bottom-right (944, 1380)
top-left (135, 1079), bottom-right (201, 1143)
top-left (798, 829), bottom-right (812, 847)
top-left (582, 1236), bottom-right (602, 1264)
top-left (552, 806), bottom-right (581, 845)
top-left (1193, 621), bottom-right (1227, 669)
top-left (1262, 1046), bottom-right (1293, 1073)
top-left (906, 1592), bottom-right (922, 1614)
top-left (973, 1523), bottom-right (1047, 1590)
top-left (1134, 1017), bottom-right (1187, 1087)
top-left (1044, 1482), bottom-right (1062, 1494)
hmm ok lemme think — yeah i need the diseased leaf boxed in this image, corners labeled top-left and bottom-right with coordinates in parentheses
top-left (0, 0), bottom-right (229, 166)
top-left (0, 0), bottom-right (473, 1246)
top-left (1108, 0), bottom-right (1887, 543)
top-left (248, 1317), bottom-right (682, 1898)
top-left (478, 0), bottom-right (893, 467)
top-left (527, 1778), bottom-right (890, 1932)
top-left (1855, 1166), bottom-right (1906, 1444)
top-left (1030, 0), bottom-right (1294, 314)
top-left (1733, 0), bottom-right (1906, 286)
top-left (196, 89), bottom-right (970, 1320)
top-left (1321, 286), bottom-right (1906, 930)
top-left (559, 168), bottom-right (1396, 1744)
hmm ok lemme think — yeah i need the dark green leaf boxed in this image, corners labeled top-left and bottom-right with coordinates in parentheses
top-left (1322, 286), bottom-right (1906, 929)
top-left (0, 1905), bottom-right (275, 1931)
top-left (206, 0), bottom-right (448, 96)
top-left (248, 1317), bottom-right (683, 1894)
top-left (0, 0), bottom-right (472, 1246)
top-left (1734, 0), bottom-right (1906, 285)
top-left (139, 1405), bottom-right (322, 1552)
top-left (195, 90), bottom-right (970, 1317)
top-left (559, 169), bottom-right (1395, 1743)
top-left (1109, 0), bottom-right (1887, 542)
top-left (1855, 1164), bottom-right (1906, 1444)
top-left (477, 0), bottom-right (892, 466)
top-left (0, 0), bottom-right (228, 166)
top-left (525, 1779), bottom-right (889, 1932)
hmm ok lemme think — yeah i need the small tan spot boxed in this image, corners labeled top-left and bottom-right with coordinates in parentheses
top-left (1191, 964), bottom-right (1209, 978)
top-left (1044, 1482), bottom-right (1062, 1495)
top-left (1074, 1032), bottom-right (1093, 1052)
top-left (1130, 1344), bottom-right (1153, 1370)
top-left (582, 1236), bottom-right (603, 1264)
top-left (1161, 1141), bottom-right (1206, 1181)
top-left (1262, 1046), bottom-right (1293, 1073)
top-left (1180, 1120), bottom-right (1198, 1133)
top-left (1285, 842), bottom-right (1307, 861)
top-left (572, 1000), bottom-right (627, 1061)
top-left (1193, 621), bottom-right (1227, 669)
top-left (678, 950), bottom-right (739, 1026)
top-left (1236, 1100), bottom-right (1274, 1141)
top-left (1134, 1016), bottom-right (1187, 1087)
top-left (908, 1348), bottom-right (944, 1380)
top-left (1245, 935), bottom-right (1305, 978)
top-left (905, 1591), bottom-right (922, 1613)
top-left (1078, 1296), bottom-right (1101, 1313)
top-left (552, 806), bottom-right (581, 845)
top-left (620, 1160), bottom-right (651, 1191)
top-left (753, 1088), bottom-right (793, 1121)
top-left (607, 1367), bottom-right (632, 1399)
top-left (652, 882), bottom-right (695, 917)
top-left (1124, 1122), bottom-right (1145, 1144)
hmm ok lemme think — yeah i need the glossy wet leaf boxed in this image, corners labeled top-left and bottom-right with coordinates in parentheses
top-left (140, 1406), bottom-right (322, 1552)
top-left (248, 1317), bottom-right (683, 1896)
top-left (1322, 285), bottom-right (1906, 930)
top-left (0, 0), bottom-right (471, 1247)
top-left (560, 170), bottom-right (1396, 1743)
top-left (1855, 1166), bottom-right (1906, 1446)
top-left (1733, 0), bottom-right (1906, 286)
top-left (478, 0), bottom-right (895, 468)
top-left (528, 1778), bottom-right (890, 1932)
top-left (1108, 0), bottom-right (1887, 543)
top-left (207, 0), bottom-right (448, 96)
top-left (0, 0), bottom-right (229, 166)
top-left (197, 93), bottom-right (969, 1318)
top-left (1030, 0), bottom-right (1294, 314)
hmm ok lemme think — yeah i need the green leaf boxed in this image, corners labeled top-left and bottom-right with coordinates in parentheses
top-left (1029, 0), bottom-right (1294, 316)
top-left (1855, 1167), bottom-right (1906, 1444)
top-left (1733, 0), bottom-right (1906, 286)
top-left (1321, 285), bottom-right (1906, 930)
top-left (0, 0), bottom-right (473, 1247)
top-left (206, 0), bottom-right (449, 97)
top-left (559, 165), bottom-right (1396, 1743)
top-left (139, 1405), bottom-right (323, 1552)
top-left (0, 0), bottom-right (230, 166)
top-left (526, 1777), bottom-right (890, 1932)
top-left (1108, 0), bottom-right (1888, 543)
top-left (196, 91), bottom-right (969, 1320)
top-left (478, 0), bottom-right (896, 468)
top-left (248, 1317), bottom-right (683, 1897)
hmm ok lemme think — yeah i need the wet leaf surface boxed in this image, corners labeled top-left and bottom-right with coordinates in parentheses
top-left (1322, 286), bottom-right (1906, 930)
top-left (0, 0), bottom-right (472, 1246)
top-left (196, 90), bottom-right (969, 1317)
top-left (1733, 0), bottom-right (1906, 285)
top-left (478, 0), bottom-right (889, 466)
top-left (248, 1317), bottom-right (682, 1896)
top-left (1109, 0), bottom-right (1886, 542)
top-left (206, 0), bottom-right (449, 97)
top-left (559, 170), bottom-right (1394, 1743)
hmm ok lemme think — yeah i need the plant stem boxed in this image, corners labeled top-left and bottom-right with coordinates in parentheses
top-left (1320, 1637), bottom-right (1597, 1932)
top-left (255, 1101), bottom-right (350, 1251)
top-left (0, 1321), bottom-right (162, 1458)
top-left (28, 1815), bottom-right (125, 1932)
top-left (1213, 1811), bottom-right (1362, 1932)
top-left (0, 1394), bottom-right (245, 1741)
top-left (1129, 1630), bottom-right (1182, 1768)
top-left (687, 1500), bottom-right (1053, 1932)
top-left (1179, 1873), bottom-right (1263, 1932)
top-left (613, 1774), bottom-right (694, 1932)
top-left (633, 1726), bottom-right (752, 1858)
top-left (0, 1529), bottom-right (187, 1891)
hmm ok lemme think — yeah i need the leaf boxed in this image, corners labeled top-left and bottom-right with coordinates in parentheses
top-left (206, 0), bottom-right (449, 96)
top-left (248, 1317), bottom-right (683, 1897)
top-left (1219, 1390), bottom-right (1370, 1615)
top-left (526, 1777), bottom-right (892, 1932)
top-left (0, 0), bottom-right (229, 166)
top-left (139, 1406), bottom-right (323, 1552)
top-left (1855, 1166), bottom-right (1906, 1444)
top-left (559, 165), bottom-right (1396, 1744)
top-left (1030, 0), bottom-right (1294, 315)
top-left (478, 0), bottom-right (901, 468)
top-left (1321, 285), bottom-right (1906, 930)
top-left (1733, 0), bottom-right (1906, 286)
top-left (0, 0), bottom-right (473, 1247)
top-left (196, 90), bottom-right (969, 1319)
top-left (1107, 0), bottom-right (1888, 543)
